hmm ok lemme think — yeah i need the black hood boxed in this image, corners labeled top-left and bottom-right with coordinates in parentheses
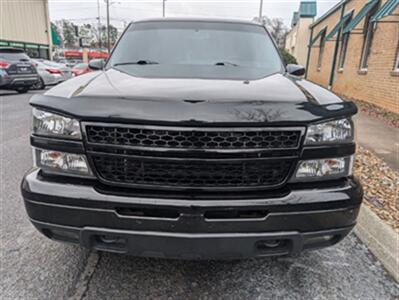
top-left (30, 69), bottom-right (357, 125)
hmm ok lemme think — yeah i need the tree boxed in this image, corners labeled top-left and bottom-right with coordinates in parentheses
top-left (266, 18), bottom-right (288, 49)
top-left (100, 24), bottom-right (118, 49)
top-left (61, 20), bottom-right (77, 48)
top-left (279, 49), bottom-right (298, 65)
top-left (253, 16), bottom-right (289, 49)
top-left (89, 24), bottom-right (102, 48)
top-left (79, 24), bottom-right (96, 47)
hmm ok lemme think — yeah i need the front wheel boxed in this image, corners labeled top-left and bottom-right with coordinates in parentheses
top-left (16, 87), bottom-right (29, 94)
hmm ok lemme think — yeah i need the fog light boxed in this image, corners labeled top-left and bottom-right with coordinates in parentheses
top-left (34, 148), bottom-right (94, 177)
top-left (291, 156), bottom-right (353, 182)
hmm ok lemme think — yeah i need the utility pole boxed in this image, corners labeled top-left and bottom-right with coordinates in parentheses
top-left (259, 0), bottom-right (263, 20)
top-left (163, 0), bottom-right (166, 17)
top-left (106, 0), bottom-right (111, 53)
top-left (97, 0), bottom-right (102, 49)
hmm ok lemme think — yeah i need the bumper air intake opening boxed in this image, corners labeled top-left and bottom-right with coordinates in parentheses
top-left (116, 207), bottom-right (180, 219)
top-left (204, 209), bottom-right (268, 220)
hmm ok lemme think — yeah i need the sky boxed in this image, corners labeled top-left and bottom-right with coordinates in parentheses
top-left (48, 0), bottom-right (341, 30)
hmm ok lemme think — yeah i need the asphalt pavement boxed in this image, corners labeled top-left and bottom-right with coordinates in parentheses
top-left (1, 90), bottom-right (398, 300)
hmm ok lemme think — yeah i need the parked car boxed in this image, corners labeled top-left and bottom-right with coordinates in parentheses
top-left (71, 63), bottom-right (91, 76)
top-left (0, 47), bottom-right (39, 93)
top-left (67, 59), bottom-right (83, 68)
top-left (31, 60), bottom-right (64, 90)
top-left (41, 60), bottom-right (73, 82)
top-left (55, 58), bottom-right (68, 65)
top-left (22, 19), bottom-right (362, 259)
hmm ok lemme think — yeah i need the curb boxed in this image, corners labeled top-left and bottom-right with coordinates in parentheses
top-left (354, 205), bottom-right (399, 283)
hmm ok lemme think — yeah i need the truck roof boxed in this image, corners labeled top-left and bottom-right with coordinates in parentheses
top-left (132, 17), bottom-right (262, 27)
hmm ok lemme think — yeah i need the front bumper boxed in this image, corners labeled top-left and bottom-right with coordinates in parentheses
top-left (22, 169), bottom-right (363, 259)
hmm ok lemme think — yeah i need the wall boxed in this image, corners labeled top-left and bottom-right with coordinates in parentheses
top-left (285, 17), bottom-right (314, 66)
top-left (0, 0), bottom-right (51, 46)
top-left (307, 0), bottom-right (399, 113)
top-left (295, 17), bottom-right (314, 66)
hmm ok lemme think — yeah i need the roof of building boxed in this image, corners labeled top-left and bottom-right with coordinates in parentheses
top-left (299, 0), bottom-right (317, 17)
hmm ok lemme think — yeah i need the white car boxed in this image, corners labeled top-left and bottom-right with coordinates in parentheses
top-left (31, 60), bottom-right (72, 89)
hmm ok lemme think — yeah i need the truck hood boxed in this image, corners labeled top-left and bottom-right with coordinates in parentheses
top-left (31, 68), bottom-right (357, 125)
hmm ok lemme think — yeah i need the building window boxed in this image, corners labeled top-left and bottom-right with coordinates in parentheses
top-left (338, 15), bottom-right (353, 71)
top-left (359, 5), bottom-right (379, 71)
top-left (395, 50), bottom-right (399, 72)
top-left (39, 48), bottom-right (49, 60)
top-left (338, 33), bottom-right (350, 70)
top-left (26, 48), bottom-right (40, 58)
top-left (317, 31), bottom-right (326, 70)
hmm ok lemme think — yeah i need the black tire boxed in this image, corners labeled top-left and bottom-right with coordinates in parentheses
top-left (16, 87), bottom-right (29, 94)
top-left (32, 78), bottom-right (45, 90)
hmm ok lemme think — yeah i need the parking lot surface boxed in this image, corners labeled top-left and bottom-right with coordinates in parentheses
top-left (1, 90), bottom-right (398, 300)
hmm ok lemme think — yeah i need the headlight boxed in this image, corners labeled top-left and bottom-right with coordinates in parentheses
top-left (305, 118), bottom-right (353, 144)
top-left (34, 149), bottom-right (94, 177)
top-left (290, 156), bottom-right (353, 182)
top-left (33, 108), bottom-right (81, 139)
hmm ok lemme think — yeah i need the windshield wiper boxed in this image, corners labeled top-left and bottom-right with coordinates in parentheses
top-left (113, 60), bottom-right (159, 66)
top-left (214, 61), bottom-right (239, 67)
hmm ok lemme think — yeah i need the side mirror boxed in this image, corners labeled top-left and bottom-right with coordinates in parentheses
top-left (88, 59), bottom-right (105, 70)
top-left (286, 64), bottom-right (305, 76)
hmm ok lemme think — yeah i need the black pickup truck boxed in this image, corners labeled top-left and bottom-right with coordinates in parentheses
top-left (22, 18), bottom-right (362, 259)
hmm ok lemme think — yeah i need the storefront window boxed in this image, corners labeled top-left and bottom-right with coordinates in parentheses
top-left (39, 48), bottom-right (49, 59)
top-left (26, 48), bottom-right (40, 58)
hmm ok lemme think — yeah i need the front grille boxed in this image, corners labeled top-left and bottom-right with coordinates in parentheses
top-left (86, 125), bottom-right (302, 150)
top-left (91, 156), bottom-right (292, 190)
top-left (85, 123), bottom-right (303, 191)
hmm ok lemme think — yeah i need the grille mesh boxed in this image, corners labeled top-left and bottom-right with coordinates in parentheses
top-left (92, 156), bottom-right (292, 189)
top-left (86, 125), bottom-right (301, 150)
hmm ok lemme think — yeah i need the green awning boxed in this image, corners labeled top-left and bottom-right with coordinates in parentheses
top-left (371, 0), bottom-right (399, 22)
top-left (343, 0), bottom-right (379, 34)
top-left (310, 27), bottom-right (327, 46)
top-left (0, 41), bottom-right (9, 46)
top-left (51, 27), bottom-right (61, 46)
top-left (326, 11), bottom-right (354, 40)
top-left (25, 44), bottom-right (39, 49)
top-left (9, 42), bottom-right (24, 48)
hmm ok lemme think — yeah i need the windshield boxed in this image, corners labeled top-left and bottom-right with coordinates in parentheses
top-left (107, 21), bottom-right (283, 80)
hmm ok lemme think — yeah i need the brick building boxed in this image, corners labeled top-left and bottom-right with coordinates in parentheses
top-left (306, 0), bottom-right (399, 113)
